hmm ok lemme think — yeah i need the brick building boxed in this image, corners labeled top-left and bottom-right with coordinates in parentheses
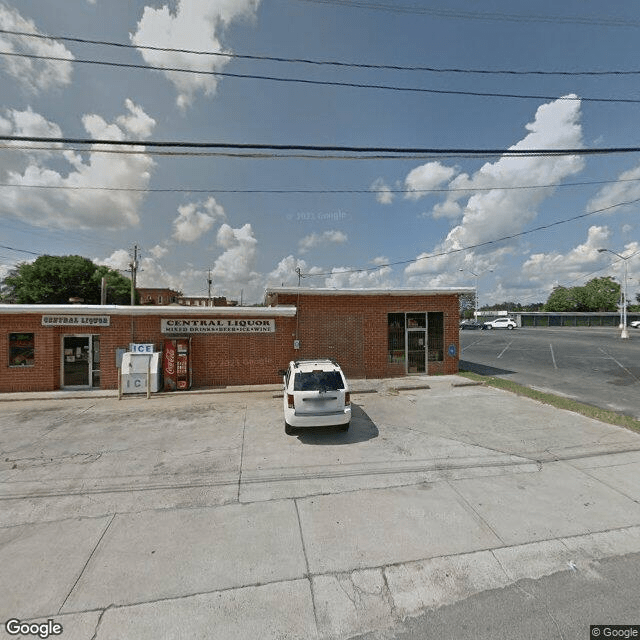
top-left (137, 288), bottom-right (182, 305)
top-left (0, 287), bottom-right (470, 393)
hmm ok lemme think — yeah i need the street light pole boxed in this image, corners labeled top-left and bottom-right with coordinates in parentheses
top-left (598, 248), bottom-right (629, 339)
top-left (459, 268), bottom-right (493, 320)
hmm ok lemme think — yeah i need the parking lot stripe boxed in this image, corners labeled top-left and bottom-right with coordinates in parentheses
top-left (497, 341), bottom-right (513, 359)
top-left (598, 348), bottom-right (640, 385)
top-left (549, 344), bottom-right (558, 370)
top-left (461, 338), bottom-right (483, 354)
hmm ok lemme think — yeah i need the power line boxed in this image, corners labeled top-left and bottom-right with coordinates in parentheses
top-left (0, 244), bottom-right (41, 256)
top-left (3, 51), bottom-right (640, 104)
top-left (294, 0), bottom-right (640, 28)
top-left (3, 135), bottom-right (640, 156)
top-left (2, 144), bottom-right (572, 160)
top-left (0, 177), bottom-right (639, 195)
top-left (303, 196), bottom-right (640, 277)
top-left (1, 28), bottom-right (638, 76)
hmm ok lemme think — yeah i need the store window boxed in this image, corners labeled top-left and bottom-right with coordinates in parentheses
top-left (427, 312), bottom-right (444, 361)
top-left (9, 333), bottom-right (35, 367)
top-left (388, 313), bottom-right (405, 364)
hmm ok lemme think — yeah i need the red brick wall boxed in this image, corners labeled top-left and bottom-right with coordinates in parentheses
top-left (273, 293), bottom-right (461, 378)
top-left (0, 293), bottom-right (461, 392)
top-left (0, 313), bottom-right (297, 392)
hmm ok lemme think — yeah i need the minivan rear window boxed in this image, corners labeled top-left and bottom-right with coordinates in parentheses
top-left (294, 371), bottom-right (344, 391)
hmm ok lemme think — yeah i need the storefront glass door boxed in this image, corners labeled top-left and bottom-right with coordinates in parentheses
top-left (63, 336), bottom-right (96, 388)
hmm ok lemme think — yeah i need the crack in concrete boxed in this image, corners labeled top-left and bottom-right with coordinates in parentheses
top-left (59, 513), bottom-right (116, 615)
top-left (446, 480), bottom-right (506, 547)
top-left (90, 603), bottom-right (115, 640)
top-left (294, 497), bottom-right (320, 638)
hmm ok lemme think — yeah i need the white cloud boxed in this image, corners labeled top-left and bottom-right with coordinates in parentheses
top-left (149, 244), bottom-right (169, 259)
top-left (212, 223), bottom-right (259, 284)
top-left (404, 161), bottom-right (456, 201)
top-left (522, 225), bottom-right (611, 287)
top-left (116, 99), bottom-right (157, 139)
top-left (432, 199), bottom-right (462, 220)
top-left (324, 264), bottom-right (395, 289)
top-left (587, 163), bottom-right (640, 214)
top-left (265, 255), bottom-right (311, 287)
top-left (0, 101), bottom-right (156, 230)
top-left (513, 231), bottom-right (640, 304)
top-left (298, 230), bottom-right (347, 253)
top-left (405, 96), bottom-right (585, 280)
top-left (98, 249), bottom-right (130, 272)
top-left (370, 177), bottom-right (394, 204)
top-left (97, 249), bottom-right (185, 292)
top-left (0, 3), bottom-right (74, 92)
top-left (131, 0), bottom-right (261, 109)
top-left (172, 196), bottom-right (225, 242)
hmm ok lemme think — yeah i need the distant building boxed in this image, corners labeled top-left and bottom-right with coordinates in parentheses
top-left (178, 296), bottom-right (237, 307)
top-left (137, 288), bottom-right (182, 305)
top-left (137, 289), bottom-right (236, 307)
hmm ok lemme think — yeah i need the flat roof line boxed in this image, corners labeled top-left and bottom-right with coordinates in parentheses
top-left (265, 287), bottom-right (474, 296)
top-left (0, 304), bottom-right (297, 317)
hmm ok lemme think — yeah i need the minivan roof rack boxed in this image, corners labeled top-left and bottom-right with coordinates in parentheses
top-left (293, 358), bottom-right (340, 367)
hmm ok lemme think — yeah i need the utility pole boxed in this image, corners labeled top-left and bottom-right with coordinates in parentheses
top-left (101, 277), bottom-right (107, 305)
top-left (130, 244), bottom-right (138, 306)
top-left (598, 248), bottom-right (630, 339)
top-left (207, 268), bottom-right (213, 307)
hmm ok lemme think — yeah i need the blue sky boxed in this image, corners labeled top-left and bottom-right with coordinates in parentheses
top-left (0, 0), bottom-right (639, 304)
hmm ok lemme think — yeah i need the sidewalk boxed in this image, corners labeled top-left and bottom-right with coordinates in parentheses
top-left (1, 375), bottom-right (640, 639)
top-left (0, 374), bottom-right (450, 402)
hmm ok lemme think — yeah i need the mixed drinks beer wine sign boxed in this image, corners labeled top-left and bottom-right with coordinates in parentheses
top-left (161, 319), bottom-right (275, 334)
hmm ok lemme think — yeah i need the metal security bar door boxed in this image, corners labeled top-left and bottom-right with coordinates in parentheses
top-left (406, 313), bottom-right (427, 374)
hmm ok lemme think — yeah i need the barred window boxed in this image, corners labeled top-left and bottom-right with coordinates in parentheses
top-left (388, 313), bottom-right (405, 364)
top-left (427, 312), bottom-right (444, 361)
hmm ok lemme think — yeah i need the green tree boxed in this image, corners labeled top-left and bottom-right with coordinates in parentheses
top-left (544, 277), bottom-right (620, 312)
top-left (581, 276), bottom-right (620, 312)
top-left (459, 292), bottom-right (476, 318)
top-left (2, 255), bottom-right (134, 304)
top-left (544, 286), bottom-right (583, 312)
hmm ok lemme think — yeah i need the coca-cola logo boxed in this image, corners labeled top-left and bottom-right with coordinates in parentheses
top-left (165, 349), bottom-right (175, 375)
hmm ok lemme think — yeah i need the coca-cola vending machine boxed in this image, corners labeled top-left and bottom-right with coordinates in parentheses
top-left (163, 338), bottom-right (192, 391)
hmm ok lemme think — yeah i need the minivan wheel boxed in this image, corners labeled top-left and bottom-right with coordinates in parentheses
top-left (508, 325), bottom-right (514, 330)
top-left (285, 422), bottom-right (295, 435)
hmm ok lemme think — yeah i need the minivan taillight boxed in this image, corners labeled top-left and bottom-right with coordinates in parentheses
top-left (344, 392), bottom-right (351, 406)
top-left (287, 393), bottom-right (295, 408)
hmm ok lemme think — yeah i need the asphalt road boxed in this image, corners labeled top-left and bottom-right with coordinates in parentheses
top-left (356, 551), bottom-right (640, 640)
top-left (460, 327), bottom-right (640, 419)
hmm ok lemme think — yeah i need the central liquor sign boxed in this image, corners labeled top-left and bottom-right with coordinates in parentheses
top-left (161, 318), bottom-right (275, 334)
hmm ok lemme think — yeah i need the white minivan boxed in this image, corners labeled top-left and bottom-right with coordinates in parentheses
top-left (282, 359), bottom-right (351, 435)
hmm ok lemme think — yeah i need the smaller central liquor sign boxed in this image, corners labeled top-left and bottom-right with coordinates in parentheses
top-left (42, 315), bottom-right (110, 326)
top-left (161, 318), bottom-right (275, 334)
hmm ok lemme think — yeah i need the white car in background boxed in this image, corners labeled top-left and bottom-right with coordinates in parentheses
top-left (282, 359), bottom-right (351, 435)
top-left (630, 320), bottom-right (640, 329)
top-left (482, 317), bottom-right (517, 330)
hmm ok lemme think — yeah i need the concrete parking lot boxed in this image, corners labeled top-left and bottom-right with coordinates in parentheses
top-left (461, 327), bottom-right (640, 419)
top-left (1, 378), bottom-right (640, 639)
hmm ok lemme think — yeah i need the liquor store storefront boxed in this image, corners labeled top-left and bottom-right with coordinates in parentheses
top-left (0, 288), bottom-right (470, 393)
